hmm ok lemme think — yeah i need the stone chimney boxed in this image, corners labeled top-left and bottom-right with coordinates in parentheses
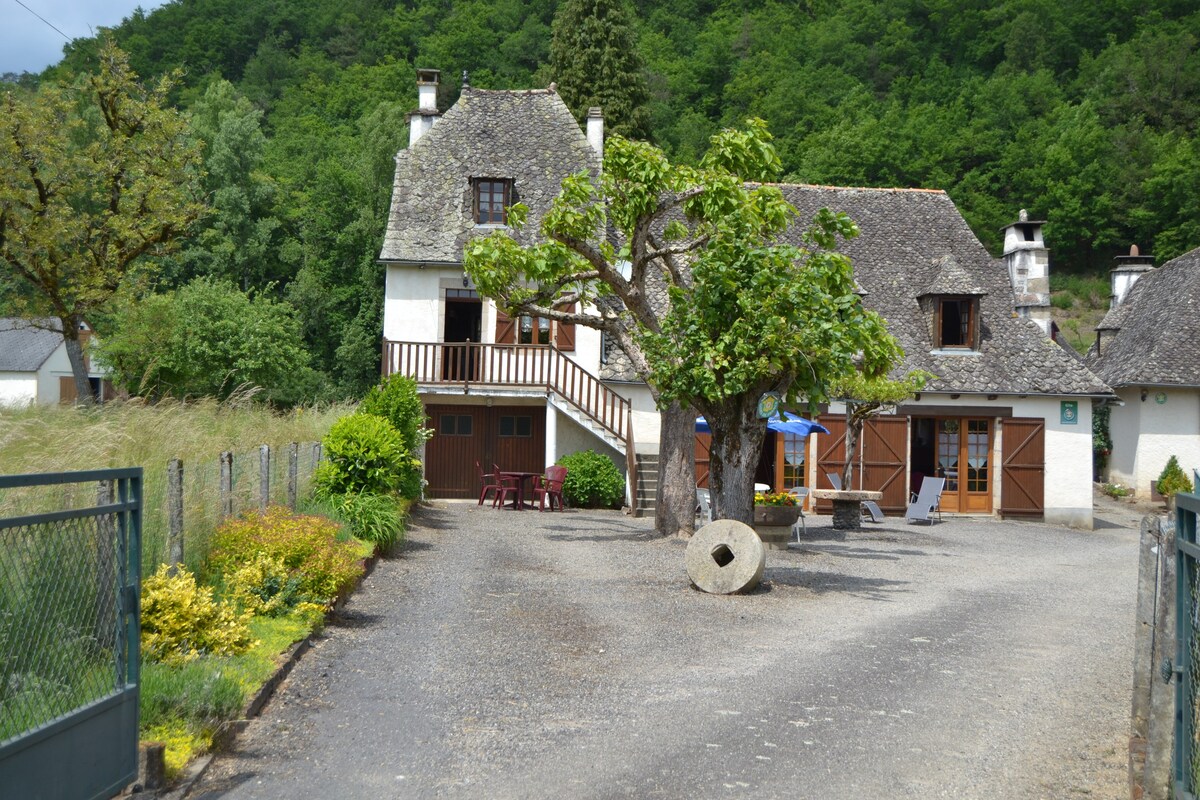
top-left (586, 107), bottom-right (604, 158)
top-left (408, 69), bottom-right (441, 147)
top-left (1110, 244), bottom-right (1154, 307)
top-left (1001, 209), bottom-right (1051, 336)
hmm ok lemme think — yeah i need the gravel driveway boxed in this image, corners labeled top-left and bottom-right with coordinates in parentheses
top-left (188, 500), bottom-right (1139, 799)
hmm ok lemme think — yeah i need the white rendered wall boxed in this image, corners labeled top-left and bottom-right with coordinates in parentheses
top-left (1131, 388), bottom-right (1200, 497)
top-left (1106, 390), bottom-right (1140, 489)
top-left (0, 373), bottom-right (37, 406)
top-left (384, 266), bottom-right (452, 342)
top-left (554, 406), bottom-right (625, 474)
top-left (1009, 396), bottom-right (1094, 529)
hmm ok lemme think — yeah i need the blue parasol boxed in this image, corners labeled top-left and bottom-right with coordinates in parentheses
top-left (695, 412), bottom-right (829, 437)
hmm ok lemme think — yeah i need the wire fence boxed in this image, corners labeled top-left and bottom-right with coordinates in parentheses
top-left (1175, 491), bottom-right (1200, 798)
top-left (0, 469), bottom-right (140, 797)
top-left (139, 443), bottom-right (322, 577)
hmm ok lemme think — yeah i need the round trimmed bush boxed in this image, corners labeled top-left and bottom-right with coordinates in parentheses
top-left (313, 413), bottom-right (407, 497)
top-left (360, 375), bottom-right (427, 454)
top-left (557, 450), bottom-right (625, 509)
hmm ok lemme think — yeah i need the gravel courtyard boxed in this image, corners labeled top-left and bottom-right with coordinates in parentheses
top-left (189, 500), bottom-right (1140, 799)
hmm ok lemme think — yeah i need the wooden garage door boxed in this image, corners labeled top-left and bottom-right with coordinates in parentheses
top-left (424, 404), bottom-right (545, 498)
top-left (861, 415), bottom-right (908, 513)
top-left (1000, 417), bottom-right (1044, 518)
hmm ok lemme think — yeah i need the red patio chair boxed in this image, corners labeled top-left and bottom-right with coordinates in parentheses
top-left (532, 465), bottom-right (567, 512)
top-left (476, 461), bottom-right (502, 506)
top-left (493, 463), bottom-right (521, 508)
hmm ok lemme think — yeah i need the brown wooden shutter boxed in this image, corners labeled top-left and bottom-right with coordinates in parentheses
top-left (554, 301), bottom-right (576, 351)
top-left (694, 432), bottom-right (711, 489)
top-left (862, 415), bottom-right (908, 512)
top-left (59, 376), bottom-right (78, 404)
top-left (814, 414), bottom-right (848, 513)
top-left (1000, 417), bottom-right (1044, 517)
top-left (494, 308), bottom-right (515, 343)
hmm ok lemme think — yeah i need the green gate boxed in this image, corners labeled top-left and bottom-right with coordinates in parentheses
top-left (0, 469), bottom-right (142, 800)
top-left (1175, 490), bottom-right (1200, 799)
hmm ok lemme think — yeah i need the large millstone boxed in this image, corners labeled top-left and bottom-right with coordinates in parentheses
top-left (685, 519), bottom-right (766, 594)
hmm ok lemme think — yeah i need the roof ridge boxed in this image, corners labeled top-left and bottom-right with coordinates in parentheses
top-left (462, 87), bottom-right (559, 96)
top-left (765, 182), bottom-right (947, 195)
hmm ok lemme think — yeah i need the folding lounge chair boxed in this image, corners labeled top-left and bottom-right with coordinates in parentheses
top-left (906, 476), bottom-right (945, 524)
top-left (787, 487), bottom-right (809, 539)
top-left (826, 473), bottom-right (843, 490)
top-left (860, 500), bottom-right (886, 523)
top-left (696, 488), bottom-right (712, 524)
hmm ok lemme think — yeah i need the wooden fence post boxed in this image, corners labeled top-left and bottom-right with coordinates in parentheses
top-left (219, 452), bottom-right (233, 518)
top-left (1145, 514), bottom-right (1177, 800)
top-left (259, 444), bottom-right (270, 510)
top-left (287, 442), bottom-right (299, 510)
top-left (167, 458), bottom-right (184, 573)
top-left (311, 441), bottom-right (322, 472)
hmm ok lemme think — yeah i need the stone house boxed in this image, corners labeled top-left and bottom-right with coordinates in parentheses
top-left (378, 72), bottom-right (1111, 527)
top-left (1087, 245), bottom-right (1200, 497)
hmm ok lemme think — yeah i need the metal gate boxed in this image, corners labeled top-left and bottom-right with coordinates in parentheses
top-left (0, 469), bottom-right (142, 800)
top-left (1175, 490), bottom-right (1200, 799)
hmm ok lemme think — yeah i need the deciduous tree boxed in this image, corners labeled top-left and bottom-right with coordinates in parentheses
top-left (0, 39), bottom-right (204, 403)
top-left (466, 120), bottom-right (902, 528)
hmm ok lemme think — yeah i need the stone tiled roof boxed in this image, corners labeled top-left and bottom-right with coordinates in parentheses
top-left (1086, 246), bottom-right (1200, 387)
top-left (379, 88), bottom-right (600, 265)
top-left (775, 185), bottom-right (1109, 396)
top-left (0, 318), bottom-right (63, 372)
top-left (919, 255), bottom-right (988, 297)
top-left (603, 185), bottom-right (1110, 395)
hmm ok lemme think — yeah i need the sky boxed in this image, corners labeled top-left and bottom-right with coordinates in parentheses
top-left (1, 0), bottom-right (170, 74)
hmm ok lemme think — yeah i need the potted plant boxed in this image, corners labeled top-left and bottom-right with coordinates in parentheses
top-left (752, 491), bottom-right (802, 549)
top-left (1157, 455), bottom-right (1194, 512)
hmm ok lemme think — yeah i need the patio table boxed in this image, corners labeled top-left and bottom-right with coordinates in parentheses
top-left (811, 489), bottom-right (883, 530)
top-left (498, 471), bottom-right (540, 510)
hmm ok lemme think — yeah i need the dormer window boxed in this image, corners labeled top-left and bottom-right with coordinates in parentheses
top-left (937, 297), bottom-right (977, 349)
top-left (473, 178), bottom-right (512, 224)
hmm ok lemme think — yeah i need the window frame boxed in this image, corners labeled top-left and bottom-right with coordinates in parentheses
top-left (498, 415), bottom-right (533, 438)
top-left (473, 178), bottom-right (512, 225)
top-left (936, 296), bottom-right (977, 350)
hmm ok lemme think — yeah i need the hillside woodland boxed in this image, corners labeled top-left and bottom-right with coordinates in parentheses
top-left (4, 0), bottom-right (1199, 395)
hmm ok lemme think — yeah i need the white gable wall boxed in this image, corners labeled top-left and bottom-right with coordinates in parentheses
top-left (1108, 387), bottom-right (1200, 497)
top-left (0, 373), bottom-right (38, 406)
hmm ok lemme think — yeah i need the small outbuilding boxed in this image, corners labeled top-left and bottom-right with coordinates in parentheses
top-left (0, 318), bottom-right (112, 406)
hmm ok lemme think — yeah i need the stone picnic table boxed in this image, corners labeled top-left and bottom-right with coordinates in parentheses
top-left (811, 489), bottom-right (883, 530)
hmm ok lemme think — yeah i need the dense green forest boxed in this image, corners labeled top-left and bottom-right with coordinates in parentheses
top-left (6, 0), bottom-right (1200, 397)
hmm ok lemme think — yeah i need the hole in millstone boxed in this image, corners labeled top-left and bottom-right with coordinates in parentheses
top-left (711, 543), bottom-right (735, 568)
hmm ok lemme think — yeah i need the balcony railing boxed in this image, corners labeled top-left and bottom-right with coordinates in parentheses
top-left (382, 340), bottom-right (633, 450)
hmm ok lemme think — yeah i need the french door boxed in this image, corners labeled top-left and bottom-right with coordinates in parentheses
top-left (936, 418), bottom-right (992, 512)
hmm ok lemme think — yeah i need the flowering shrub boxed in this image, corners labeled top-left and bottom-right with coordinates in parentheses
top-left (753, 491), bottom-right (797, 507)
top-left (210, 507), bottom-right (364, 606)
top-left (223, 553), bottom-right (303, 616)
top-left (141, 565), bottom-right (255, 665)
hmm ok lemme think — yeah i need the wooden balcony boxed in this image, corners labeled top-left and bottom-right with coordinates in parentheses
top-left (382, 340), bottom-right (632, 450)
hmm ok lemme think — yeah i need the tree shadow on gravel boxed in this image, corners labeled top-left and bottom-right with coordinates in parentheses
top-left (327, 609), bottom-right (384, 628)
top-left (544, 530), bottom-right (661, 543)
top-left (759, 570), bottom-right (911, 600)
top-left (409, 505), bottom-right (460, 529)
top-left (794, 543), bottom-right (931, 561)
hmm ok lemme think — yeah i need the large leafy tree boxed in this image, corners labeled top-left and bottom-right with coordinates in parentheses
top-left (97, 277), bottom-right (313, 404)
top-left (466, 120), bottom-right (902, 528)
top-left (547, 0), bottom-right (652, 141)
top-left (0, 39), bottom-right (204, 403)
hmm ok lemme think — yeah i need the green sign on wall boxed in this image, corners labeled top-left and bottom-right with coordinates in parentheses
top-left (1061, 400), bottom-right (1078, 425)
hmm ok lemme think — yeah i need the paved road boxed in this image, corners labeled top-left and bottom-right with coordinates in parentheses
top-left (189, 502), bottom-right (1139, 799)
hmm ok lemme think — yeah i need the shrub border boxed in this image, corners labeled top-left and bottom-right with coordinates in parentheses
top-left (157, 552), bottom-right (380, 798)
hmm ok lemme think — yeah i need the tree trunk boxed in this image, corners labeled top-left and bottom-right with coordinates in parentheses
top-left (842, 406), bottom-right (861, 490)
top-left (61, 316), bottom-right (94, 406)
top-left (654, 401), bottom-right (697, 538)
top-left (704, 397), bottom-right (767, 525)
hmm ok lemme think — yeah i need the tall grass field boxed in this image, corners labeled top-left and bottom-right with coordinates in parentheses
top-left (0, 397), bottom-right (351, 574)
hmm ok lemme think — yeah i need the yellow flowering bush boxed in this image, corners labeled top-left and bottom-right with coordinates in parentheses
top-left (210, 506), bottom-right (364, 606)
top-left (223, 553), bottom-right (299, 617)
top-left (753, 491), bottom-right (797, 507)
top-left (141, 565), bottom-right (256, 665)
